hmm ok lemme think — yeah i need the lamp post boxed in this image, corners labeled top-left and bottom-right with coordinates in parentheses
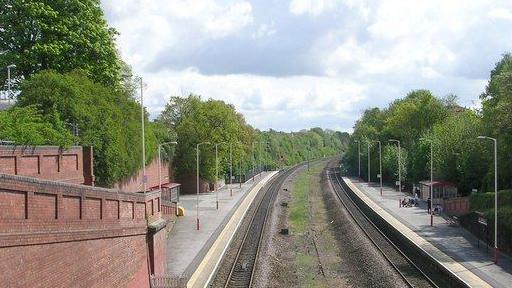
top-left (252, 141), bottom-right (258, 181)
top-left (478, 135), bottom-right (498, 263)
top-left (196, 142), bottom-right (210, 230)
top-left (137, 77), bottom-right (148, 193)
top-left (355, 140), bottom-right (361, 179)
top-left (229, 142), bottom-right (233, 196)
top-left (158, 141), bottom-right (177, 194)
top-left (215, 142), bottom-right (227, 209)
top-left (420, 138), bottom-right (434, 226)
top-left (6, 64), bottom-right (15, 103)
top-left (373, 140), bottom-right (383, 196)
top-left (259, 141), bottom-right (270, 177)
top-left (367, 141), bottom-right (371, 183)
top-left (389, 139), bottom-right (401, 194)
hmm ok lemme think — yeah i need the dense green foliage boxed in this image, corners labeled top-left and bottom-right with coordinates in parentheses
top-left (158, 95), bottom-right (251, 181)
top-left (0, 105), bottom-right (74, 146)
top-left (258, 128), bottom-right (348, 169)
top-left (0, 0), bottom-right (122, 88)
top-left (344, 53), bottom-right (512, 196)
top-left (158, 95), bottom-right (347, 181)
top-left (481, 53), bottom-right (512, 189)
top-left (16, 70), bottom-right (161, 187)
top-left (469, 190), bottom-right (512, 212)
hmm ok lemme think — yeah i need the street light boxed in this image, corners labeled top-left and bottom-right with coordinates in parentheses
top-left (259, 141), bottom-right (270, 177)
top-left (420, 138), bottom-right (434, 227)
top-left (158, 141), bottom-right (178, 195)
top-left (252, 141), bottom-right (258, 181)
top-left (196, 142), bottom-right (210, 230)
top-left (137, 77), bottom-right (147, 193)
top-left (354, 140), bottom-right (361, 179)
top-left (389, 139), bottom-right (401, 194)
top-left (6, 64), bottom-right (16, 103)
top-left (215, 142), bottom-right (227, 210)
top-left (478, 135), bottom-right (498, 264)
top-left (367, 141), bottom-right (371, 183)
top-left (373, 140), bottom-right (383, 196)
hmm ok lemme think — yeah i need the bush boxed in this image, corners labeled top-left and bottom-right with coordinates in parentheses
top-left (469, 190), bottom-right (512, 211)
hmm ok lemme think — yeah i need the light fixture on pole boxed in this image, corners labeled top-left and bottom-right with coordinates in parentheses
top-left (354, 140), bottom-right (361, 179)
top-left (367, 141), bottom-right (371, 183)
top-left (196, 142), bottom-right (210, 230)
top-left (420, 138), bottom-right (434, 226)
top-left (215, 142), bottom-right (227, 210)
top-left (389, 139), bottom-right (401, 194)
top-left (252, 141), bottom-right (258, 181)
top-left (373, 140), bottom-right (383, 196)
top-left (478, 135), bottom-right (499, 264)
top-left (6, 64), bottom-right (16, 103)
top-left (158, 141), bottom-right (178, 194)
top-left (259, 141), bottom-right (270, 177)
top-left (136, 77), bottom-right (148, 193)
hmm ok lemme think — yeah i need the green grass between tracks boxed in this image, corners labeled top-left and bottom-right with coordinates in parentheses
top-left (289, 168), bottom-right (310, 234)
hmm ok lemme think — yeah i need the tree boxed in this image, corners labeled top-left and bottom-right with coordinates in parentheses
top-left (0, 105), bottom-right (74, 146)
top-left (159, 95), bottom-right (251, 181)
top-left (0, 0), bottom-right (122, 88)
top-left (384, 90), bottom-right (448, 146)
top-left (17, 70), bottom-right (163, 187)
top-left (481, 53), bottom-right (512, 189)
top-left (429, 110), bottom-right (488, 194)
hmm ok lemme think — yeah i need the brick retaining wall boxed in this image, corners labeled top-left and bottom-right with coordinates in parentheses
top-left (0, 173), bottom-right (168, 287)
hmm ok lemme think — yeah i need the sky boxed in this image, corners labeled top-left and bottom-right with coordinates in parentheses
top-left (101, 0), bottom-right (512, 132)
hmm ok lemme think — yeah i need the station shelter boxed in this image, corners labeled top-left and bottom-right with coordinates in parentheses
top-left (418, 180), bottom-right (458, 205)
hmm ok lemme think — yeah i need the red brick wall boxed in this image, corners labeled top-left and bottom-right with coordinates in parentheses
top-left (0, 234), bottom-right (150, 288)
top-left (114, 157), bottom-right (172, 193)
top-left (443, 197), bottom-right (469, 216)
top-left (0, 173), bottom-right (169, 287)
top-left (0, 145), bottom-right (93, 185)
top-left (178, 172), bottom-right (211, 195)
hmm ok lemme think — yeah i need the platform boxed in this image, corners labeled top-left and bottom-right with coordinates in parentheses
top-left (165, 171), bottom-right (277, 286)
top-left (345, 177), bottom-right (512, 288)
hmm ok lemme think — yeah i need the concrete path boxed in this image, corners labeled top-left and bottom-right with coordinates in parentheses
top-left (166, 172), bottom-right (273, 278)
top-left (350, 178), bottom-right (512, 288)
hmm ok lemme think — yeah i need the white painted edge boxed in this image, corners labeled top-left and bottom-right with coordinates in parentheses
top-left (343, 177), bottom-right (492, 288)
top-left (186, 171), bottom-right (278, 288)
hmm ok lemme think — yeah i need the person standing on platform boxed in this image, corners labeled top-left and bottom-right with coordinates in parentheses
top-left (427, 197), bottom-right (432, 214)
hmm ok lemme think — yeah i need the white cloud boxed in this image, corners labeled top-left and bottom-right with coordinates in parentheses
top-left (142, 69), bottom-right (365, 131)
top-left (252, 23), bottom-right (276, 39)
top-left (488, 8), bottom-right (512, 20)
top-left (103, 0), bottom-right (253, 68)
top-left (102, 0), bottom-right (512, 132)
top-left (288, 0), bottom-right (339, 16)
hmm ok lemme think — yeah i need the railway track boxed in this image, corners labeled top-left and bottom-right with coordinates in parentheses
top-left (327, 162), bottom-right (436, 288)
top-left (221, 165), bottom-right (301, 288)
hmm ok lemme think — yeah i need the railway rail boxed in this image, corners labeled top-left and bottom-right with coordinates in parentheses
top-left (328, 163), bottom-right (435, 287)
top-left (220, 165), bottom-right (302, 288)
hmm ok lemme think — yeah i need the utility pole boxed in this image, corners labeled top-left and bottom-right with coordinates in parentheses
top-left (215, 142), bottom-right (226, 209)
top-left (367, 142), bottom-right (371, 183)
top-left (196, 142), bottom-right (210, 230)
top-left (389, 139), bottom-right (401, 193)
top-left (355, 140), bottom-right (361, 178)
top-left (478, 136), bottom-right (499, 263)
top-left (373, 141), bottom-right (383, 196)
top-left (140, 77), bottom-right (147, 193)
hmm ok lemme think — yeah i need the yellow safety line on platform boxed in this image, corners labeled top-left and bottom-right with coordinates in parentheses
top-left (343, 177), bottom-right (491, 288)
top-left (187, 171), bottom-right (278, 288)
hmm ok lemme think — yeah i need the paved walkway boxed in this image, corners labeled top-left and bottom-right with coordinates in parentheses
top-left (166, 172), bottom-right (273, 277)
top-left (350, 178), bottom-right (512, 288)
